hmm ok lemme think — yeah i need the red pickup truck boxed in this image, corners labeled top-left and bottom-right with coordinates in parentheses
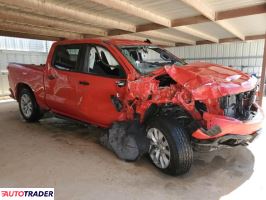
top-left (8, 39), bottom-right (264, 175)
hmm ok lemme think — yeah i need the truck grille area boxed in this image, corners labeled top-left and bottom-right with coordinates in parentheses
top-left (219, 88), bottom-right (257, 120)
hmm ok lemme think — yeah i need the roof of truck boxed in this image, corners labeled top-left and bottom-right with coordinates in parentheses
top-left (105, 39), bottom-right (151, 46)
top-left (54, 38), bottom-right (152, 46)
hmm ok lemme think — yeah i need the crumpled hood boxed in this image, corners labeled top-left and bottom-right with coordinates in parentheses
top-left (163, 62), bottom-right (257, 100)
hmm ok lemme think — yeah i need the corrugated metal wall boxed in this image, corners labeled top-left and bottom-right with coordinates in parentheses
top-left (0, 36), bottom-right (53, 53)
top-left (0, 37), bottom-right (53, 96)
top-left (167, 39), bottom-right (265, 77)
top-left (0, 37), bottom-right (265, 96)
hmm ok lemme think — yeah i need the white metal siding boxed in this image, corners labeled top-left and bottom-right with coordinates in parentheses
top-left (0, 50), bottom-right (48, 96)
top-left (0, 36), bottom-right (53, 52)
top-left (167, 39), bottom-right (265, 77)
top-left (0, 71), bottom-right (8, 96)
top-left (0, 50), bottom-right (48, 70)
top-left (0, 36), bottom-right (52, 96)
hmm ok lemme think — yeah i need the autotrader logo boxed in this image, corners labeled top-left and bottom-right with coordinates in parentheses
top-left (0, 188), bottom-right (54, 200)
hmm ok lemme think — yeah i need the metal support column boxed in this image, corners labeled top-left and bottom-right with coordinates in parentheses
top-left (258, 34), bottom-right (266, 106)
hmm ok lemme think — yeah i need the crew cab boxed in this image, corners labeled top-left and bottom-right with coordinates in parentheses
top-left (8, 39), bottom-right (264, 175)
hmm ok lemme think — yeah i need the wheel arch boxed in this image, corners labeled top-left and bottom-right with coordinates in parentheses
top-left (143, 103), bottom-right (193, 123)
top-left (15, 83), bottom-right (34, 100)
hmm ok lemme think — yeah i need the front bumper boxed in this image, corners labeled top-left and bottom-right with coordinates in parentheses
top-left (192, 132), bottom-right (259, 152)
top-left (192, 103), bottom-right (264, 140)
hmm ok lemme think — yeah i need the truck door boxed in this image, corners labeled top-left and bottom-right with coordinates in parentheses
top-left (44, 44), bottom-right (84, 118)
top-left (74, 44), bottom-right (127, 127)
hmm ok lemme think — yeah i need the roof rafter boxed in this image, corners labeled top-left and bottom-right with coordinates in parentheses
top-left (0, 0), bottom-right (136, 32)
top-left (137, 4), bottom-right (266, 33)
top-left (0, 0), bottom-right (264, 45)
top-left (180, 0), bottom-right (216, 21)
top-left (171, 15), bottom-right (210, 27)
top-left (139, 30), bottom-right (196, 45)
top-left (0, 7), bottom-right (108, 36)
top-left (89, 0), bottom-right (171, 27)
top-left (174, 26), bottom-right (219, 43)
top-left (107, 34), bottom-right (176, 47)
top-left (216, 3), bottom-right (266, 20)
top-left (196, 34), bottom-right (266, 45)
top-left (0, 30), bottom-right (61, 41)
top-left (179, 0), bottom-right (245, 40)
top-left (0, 20), bottom-right (84, 39)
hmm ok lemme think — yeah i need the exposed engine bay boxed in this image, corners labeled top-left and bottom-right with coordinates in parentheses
top-left (219, 88), bottom-right (257, 120)
top-left (123, 64), bottom-right (259, 126)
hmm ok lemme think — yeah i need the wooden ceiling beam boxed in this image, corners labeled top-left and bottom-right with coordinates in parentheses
top-left (0, 0), bottom-right (136, 32)
top-left (171, 15), bottom-right (210, 27)
top-left (139, 31), bottom-right (196, 45)
top-left (107, 34), bottom-right (176, 47)
top-left (0, 30), bottom-right (61, 41)
top-left (180, 0), bottom-right (216, 21)
top-left (0, 0), bottom-right (264, 45)
top-left (179, 0), bottom-right (245, 40)
top-left (108, 30), bottom-right (132, 36)
top-left (216, 20), bottom-right (245, 40)
top-left (114, 3), bottom-right (265, 34)
top-left (174, 26), bottom-right (219, 43)
top-left (89, 0), bottom-right (171, 27)
top-left (245, 34), bottom-right (266, 40)
top-left (109, 15), bottom-right (211, 43)
top-left (216, 3), bottom-right (266, 20)
top-left (136, 23), bottom-right (165, 32)
top-left (0, 21), bottom-right (83, 39)
top-left (0, 7), bottom-right (108, 36)
top-left (195, 34), bottom-right (266, 45)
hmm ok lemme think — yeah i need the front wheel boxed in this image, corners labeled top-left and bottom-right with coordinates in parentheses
top-left (146, 117), bottom-right (193, 175)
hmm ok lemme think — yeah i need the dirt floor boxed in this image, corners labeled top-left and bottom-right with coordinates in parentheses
top-left (0, 101), bottom-right (265, 200)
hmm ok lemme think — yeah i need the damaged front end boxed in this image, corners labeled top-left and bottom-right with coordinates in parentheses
top-left (102, 62), bottom-right (264, 158)
top-left (124, 63), bottom-right (264, 152)
top-left (163, 63), bottom-right (264, 151)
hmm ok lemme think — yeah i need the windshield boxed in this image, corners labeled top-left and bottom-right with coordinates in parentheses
top-left (119, 45), bottom-right (186, 74)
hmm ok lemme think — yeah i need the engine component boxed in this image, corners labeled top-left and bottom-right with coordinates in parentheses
top-left (219, 88), bottom-right (257, 120)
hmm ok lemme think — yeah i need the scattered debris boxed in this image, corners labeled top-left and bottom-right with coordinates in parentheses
top-left (100, 121), bottom-right (149, 161)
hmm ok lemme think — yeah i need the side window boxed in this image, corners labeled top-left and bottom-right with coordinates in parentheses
top-left (83, 45), bottom-right (125, 78)
top-left (53, 45), bottom-right (82, 71)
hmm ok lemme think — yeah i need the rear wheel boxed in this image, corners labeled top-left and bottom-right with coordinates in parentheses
top-left (19, 88), bottom-right (42, 122)
top-left (146, 117), bottom-right (193, 175)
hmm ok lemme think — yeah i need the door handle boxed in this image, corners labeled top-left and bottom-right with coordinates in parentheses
top-left (79, 81), bottom-right (90, 86)
top-left (115, 80), bottom-right (126, 87)
top-left (47, 74), bottom-right (57, 80)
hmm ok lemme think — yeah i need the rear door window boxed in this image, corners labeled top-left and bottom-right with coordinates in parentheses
top-left (52, 44), bottom-right (82, 71)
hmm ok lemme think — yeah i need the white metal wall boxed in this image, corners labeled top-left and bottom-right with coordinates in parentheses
top-left (0, 50), bottom-right (48, 96)
top-left (167, 39), bottom-right (265, 77)
top-left (0, 36), bottom-right (52, 96)
top-left (0, 36), bottom-right (53, 52)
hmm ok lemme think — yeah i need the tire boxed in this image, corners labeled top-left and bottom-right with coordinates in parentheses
top-left (146, 116), bottom-right (193, 175)
top-left (18, 87), bottom-right (42, 122)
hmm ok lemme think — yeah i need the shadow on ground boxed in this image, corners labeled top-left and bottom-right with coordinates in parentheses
top-left (38, 115), bottom-right (254, 199)
top-left (0, 102), bottom-right (255, 200)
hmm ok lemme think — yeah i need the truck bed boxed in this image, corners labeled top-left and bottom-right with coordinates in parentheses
top-left (7, 63), bottom-right (46, 108)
